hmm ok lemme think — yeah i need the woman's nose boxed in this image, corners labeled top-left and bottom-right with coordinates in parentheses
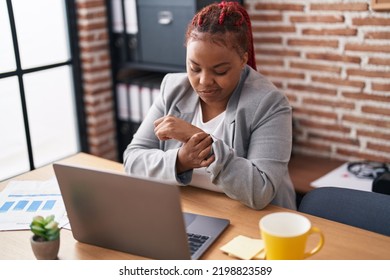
top-left (199, 72), bottom-right (214, 86)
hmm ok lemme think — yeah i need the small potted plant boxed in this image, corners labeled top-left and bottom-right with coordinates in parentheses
top-left (30, 214), bottom-right (60, 260)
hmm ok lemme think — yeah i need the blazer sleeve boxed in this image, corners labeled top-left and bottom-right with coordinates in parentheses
top-left (123, 74), bottom-right (182, 185)
top-left (206, 89), bottom-right (295, 210)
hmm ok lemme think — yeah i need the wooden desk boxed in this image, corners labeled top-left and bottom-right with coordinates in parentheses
top-left (289, 153), bottom-right (344, 194)
top-left (1, 153), bottom-right (389, 260)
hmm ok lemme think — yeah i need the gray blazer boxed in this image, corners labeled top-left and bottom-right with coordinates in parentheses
top-left (124, 66), bottom-right (296, 210)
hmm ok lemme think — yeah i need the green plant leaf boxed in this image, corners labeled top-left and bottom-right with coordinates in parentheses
top-left (31, 215), bottom-right (45, 226)
top-left (44, 215), bottom-right (55, 224)
top-left (47, 231), bottom-right (60, 241)
top-left (30, 225), bottom-right (47, 239)
top-left (44, 220), bottom-right (58, 230)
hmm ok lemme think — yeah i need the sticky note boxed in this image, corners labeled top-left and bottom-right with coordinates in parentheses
top-left (220, 235), bottom-right (265, 260)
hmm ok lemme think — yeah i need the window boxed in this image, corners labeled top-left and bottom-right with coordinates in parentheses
top-left (0, 0), bottom-right (85, 181)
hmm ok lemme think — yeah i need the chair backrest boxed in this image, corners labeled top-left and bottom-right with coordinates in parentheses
top-left (299, 187), bottom-right (390, 236)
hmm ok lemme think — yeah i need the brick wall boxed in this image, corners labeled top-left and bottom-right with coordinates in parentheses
top-left (76, 0), bottom-right (117, 161)
top-left (245, 0), bottom-right (390, 162)
top-left (75, 0), bottom-right (390, 163)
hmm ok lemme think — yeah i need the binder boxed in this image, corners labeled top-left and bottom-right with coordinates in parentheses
top-left (111, 0), bottom-right (139, 63)
top-left (127, 74), bottom-right (164, 123)
top-left (111, 0), bottom-right (138, 34)
top-left (116, 83), bottom-right (129, 121)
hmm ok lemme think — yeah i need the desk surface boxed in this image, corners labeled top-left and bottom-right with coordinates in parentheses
top-left (1, 153), bottom-right (389, 260)
top-left (289, 153), bottom-right (344, 194)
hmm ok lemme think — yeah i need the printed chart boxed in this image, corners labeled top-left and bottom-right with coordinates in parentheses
top-left (0, 178), bottom-right (66, 230)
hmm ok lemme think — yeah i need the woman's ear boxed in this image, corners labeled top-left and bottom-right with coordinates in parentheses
top-left (241, 52), bottom-right (248, 68)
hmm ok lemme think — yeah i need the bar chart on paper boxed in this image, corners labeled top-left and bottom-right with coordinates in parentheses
top-left (0, 178), bottom-right (66, 230)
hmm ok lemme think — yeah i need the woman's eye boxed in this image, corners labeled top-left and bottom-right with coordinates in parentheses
top-left (190, 68), bottom-right (201, 73)
top-left (215, 70), bottom-right (228, 76)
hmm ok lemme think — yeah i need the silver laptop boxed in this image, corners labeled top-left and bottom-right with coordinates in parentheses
top-left (53, 163), bottom-right (229, 260)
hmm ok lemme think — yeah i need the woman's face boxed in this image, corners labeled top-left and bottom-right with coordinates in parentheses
top-left (186, 37), bottom-right (248, 108)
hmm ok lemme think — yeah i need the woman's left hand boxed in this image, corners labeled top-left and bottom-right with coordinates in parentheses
top-left (154, 115), bottom-right (203, 142)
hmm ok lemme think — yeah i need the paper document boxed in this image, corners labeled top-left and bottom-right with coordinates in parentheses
top-left (310, 163), bottom-right (373, 192)
top-left (0, 177), bottom-right (67, 231)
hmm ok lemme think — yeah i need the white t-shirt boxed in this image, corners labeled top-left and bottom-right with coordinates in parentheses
top-left (190, 103), bottom-right (225, 193)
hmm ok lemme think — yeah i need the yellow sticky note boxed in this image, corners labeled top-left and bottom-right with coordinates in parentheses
top-left (253, 249), bottom-right (266, 260)
top-left (220, 235), bottom-right (265, 260)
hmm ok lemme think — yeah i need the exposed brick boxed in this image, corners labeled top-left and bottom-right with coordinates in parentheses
top-left (256, 59), bottom-right (284, 66)
top-left (362, 105), bottom-right (390, 117)
top-left (368, 57), bottom-right (390, 66)
top-left (306, 52), bottom-right (361, 64)
top-left (88, 126), bottom-right (116, 139)
top-left (272, 81), bottom-right (283, 89)
top-left (86, 108), bottom-right (114, 120)
top-left (80, 44), bottom-right (109, 53)
top-left (77, 22), bottom-right (107, 31)
top-left (303, 98), bottom-right (355, 110)
top-left (308, 132), bottom-right (360, 146)
top-left (347, 68), bottom-right (390, 79)
top-left (246, 1), bottom-right (390, 161)
top-left (296, 119), bottom-right (351, 133)
top-left (345, 43), bottom-right (390, 53)
top-left (285, 92), bottom-right (298, 103)
top-left (352, 17), bottom-right (390, 26)
top-left (372, 83), bottom-right (390, 91)
top-left (76, 0), bottom-right (105, 9)
top-left (365, 31), bottom-right (390, 40)
top-left (82, 64), bottom-right (111, 72)
top-left (293, 107), bottom-right (338, 120)
top-left (288, 39), bottom-right (338, 48)
top-left (294, 139), bottom-right (331, 153)
top-left (256, 48), bottom-right (300, 57)
top-left (311, 3), bottom-right (369, 11)
top-left (290, 61), bottom-right (341, 74)
top-left (357, 129), bottom-right (390, 141)
top-left (252, 26), bottom-right (296, 33)
top-left (288, 84), bottom-right (337, 96)
top-left (253, 37), bottom-right (283, 44)
top-left (259, 69), bottom-right (305, 79)
top-left (302, 28), bottom-right (357, 36)
top-left (250, 14), bottom-right (283, 22)
top-left (311, 76), bottom-right (365, 89)
top-left (343, 114), bottom-right (390, 128)
top-left (83, 74), bottom-right (111, 84)
top-left (336, 148), bottom-right (389, 163)
top-left (84, 85), bottom-right (112, 97)
top-left (79, 32), bottom-right (108, 41)
top-left (342, 91), bottom-right (390, 102)
top-left (367, 142), bottom-right (390, 154)
top-left (290, 15), bottom-right (345, 23)
top-left (254, 3), bottom-right (304, 11)
top-left (78, 10), bottom-right (106, 20)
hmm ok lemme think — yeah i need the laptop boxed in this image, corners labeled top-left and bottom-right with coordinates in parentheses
top-left (53, 163), bottom-right (229, 260)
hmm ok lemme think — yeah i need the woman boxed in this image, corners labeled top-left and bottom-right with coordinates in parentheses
top-left (123, 1), bottom-right (296, 210)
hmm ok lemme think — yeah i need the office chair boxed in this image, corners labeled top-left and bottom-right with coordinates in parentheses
top-left (298, 187), bottom-right (390, 236)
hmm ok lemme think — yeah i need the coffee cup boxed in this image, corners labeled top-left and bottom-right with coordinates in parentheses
top-left (259, 212), bottom-right (324, 260)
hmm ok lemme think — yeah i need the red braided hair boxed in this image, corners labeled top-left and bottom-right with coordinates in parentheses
top-left (185, 1), bottom-right (257, 71)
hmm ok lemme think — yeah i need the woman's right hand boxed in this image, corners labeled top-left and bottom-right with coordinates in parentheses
top-left (154, 115), bottom-right (203, 143)
top-left (176, 132), bottom-right (215, 173)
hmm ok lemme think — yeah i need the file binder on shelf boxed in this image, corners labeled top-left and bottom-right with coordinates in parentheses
top-left (115, 73), bottom-right (164, 159)
top-left (110, 0), bottom-right (139, 64)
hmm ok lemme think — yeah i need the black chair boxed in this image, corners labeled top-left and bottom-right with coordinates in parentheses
top-left (298, 187), bottom-right (390, 236)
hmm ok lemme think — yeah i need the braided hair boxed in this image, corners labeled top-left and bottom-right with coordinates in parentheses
top-left (185, 1), bottom-right (257, 71)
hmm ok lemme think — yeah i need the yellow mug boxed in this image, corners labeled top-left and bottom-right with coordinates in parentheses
top-left (259, 212), bottom-right (324, 260)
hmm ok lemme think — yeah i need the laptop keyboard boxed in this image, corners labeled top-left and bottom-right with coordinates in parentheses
top-left (187, 233), bottom-right (210, 256)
